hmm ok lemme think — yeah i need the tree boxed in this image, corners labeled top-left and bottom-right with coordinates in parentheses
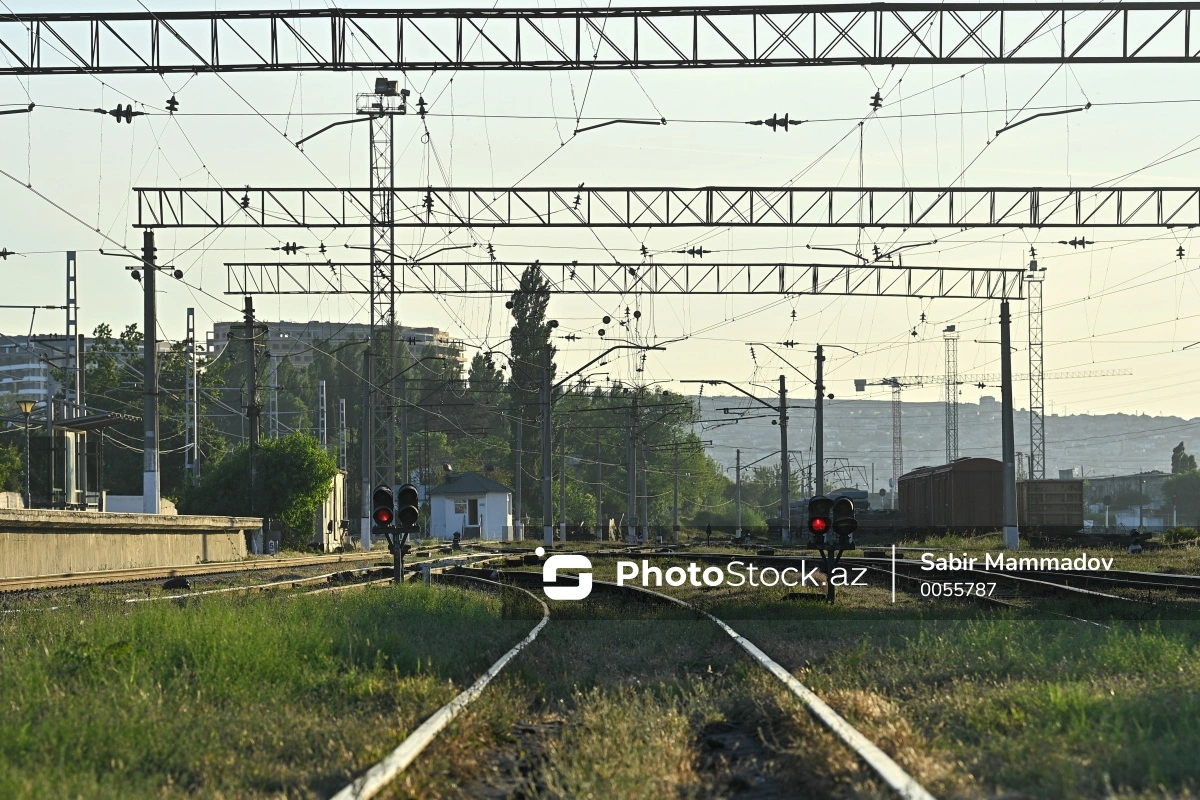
top-left (1172, 442), bottom-right (1197, 473)
top-left (0, 441), bottom-right (22, 492)
top-left (508, 264), bottom-right (556, 518)
top-left (1164, 470), bottom-right (1200, 528)
top-left (178, 433), bottom-right (337, 546)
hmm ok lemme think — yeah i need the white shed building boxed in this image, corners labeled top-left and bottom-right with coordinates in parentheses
top-left (428, 472), bottom-right (514, 541)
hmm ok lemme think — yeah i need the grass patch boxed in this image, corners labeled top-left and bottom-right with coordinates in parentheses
top-left (0, 584), bottom-right (537, 799)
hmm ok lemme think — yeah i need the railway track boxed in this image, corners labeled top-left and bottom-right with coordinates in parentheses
top-left (327, 563), bottom-right (939, 800)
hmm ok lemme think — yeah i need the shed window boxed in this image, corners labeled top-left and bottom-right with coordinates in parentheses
top-left (453, 499), bottom-right (468, 515)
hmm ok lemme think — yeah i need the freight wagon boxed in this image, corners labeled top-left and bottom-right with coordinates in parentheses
top-left (897, 459), bottom-right (1086, 535)
top-left (1017, 479), bottom-right (1084, 535)
top-left (898, 458), bottom-right (1004, 533)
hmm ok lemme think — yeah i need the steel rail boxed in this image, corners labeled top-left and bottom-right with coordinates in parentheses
top-left (594, 578), bottom-right (937, 800)
top-left (330, 574), bottom-right (549, 800)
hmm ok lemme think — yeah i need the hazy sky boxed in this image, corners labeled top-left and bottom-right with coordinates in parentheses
top-left (2, 1), bottom-right (1200, 422)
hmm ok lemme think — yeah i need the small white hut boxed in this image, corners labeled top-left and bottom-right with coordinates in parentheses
top-left (428, 472), bottom-right (513, 541)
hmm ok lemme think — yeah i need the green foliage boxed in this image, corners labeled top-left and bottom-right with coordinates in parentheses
top-left (179, 433), bottom-right (337, 544)
top-left (1164, 470), bottom-right (1200, 528)
top-left (83, 322), bottom-right (231, 500)
top-left (1173, 441), bottom-right (1198, 473)
top-left (1163, 526), bottom-right (1199, 545)
top-left (0, 441), bottom-right (21, 492)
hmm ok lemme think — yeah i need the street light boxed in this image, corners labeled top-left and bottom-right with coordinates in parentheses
top-left (16, 399), bottom-right (35, 509)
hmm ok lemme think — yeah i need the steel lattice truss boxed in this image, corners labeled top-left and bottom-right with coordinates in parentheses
top-left (1027, 273), bottom-right (1046, 480)
top-left (223, 260), bottom-right (1025, 300)
top-left (7, 4), bottom-right (1200, 74)
top-left (135, 185), bottom-right (1200, 229)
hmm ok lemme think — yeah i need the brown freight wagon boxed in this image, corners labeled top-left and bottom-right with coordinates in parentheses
top-left (898, 458), bottom-right (1004, 532)
top-left (1017, 479), bottom-right (1084, 534)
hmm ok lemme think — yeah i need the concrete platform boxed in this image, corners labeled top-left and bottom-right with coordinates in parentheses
top-left (0, 509), bottom-right (262, 579)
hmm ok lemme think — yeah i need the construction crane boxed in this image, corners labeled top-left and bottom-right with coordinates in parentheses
top-left (855, 368), bottom-right (1132, 487)
top-left (853, 377), bottom-right (924, 492)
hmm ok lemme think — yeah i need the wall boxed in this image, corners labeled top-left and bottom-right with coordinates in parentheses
top-left (482, 492), bottom-right (511, 541)
top-left (0, 509), bottom-right (261, 579)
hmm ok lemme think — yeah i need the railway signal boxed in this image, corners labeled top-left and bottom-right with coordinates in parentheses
top-left (807, 496), bottom-right (833, 544)
top-left (371, 484), bottom-right (394, 533)
top-left (396, 483), bottom-right (420, 530)
top-left (808, 495), bottom-right (856, 603)
top-left (831, 497), bottom-right (858, 546)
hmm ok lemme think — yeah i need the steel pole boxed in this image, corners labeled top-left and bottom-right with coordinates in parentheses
top-left (560, 425), bottom-right (567, 543)
top-left (361, 347), bottom-right (372, 550)
top-left (780, 374), bottom-right (790, 543)
top-left (815, 347), bottom-right (824, 497)
top-left (542, 344), bottom-right (553, 548)
top-left (23, 413), bottom-right (31, 508)
top-left (595, 436), bottom-right (603, 541)
top-left (735, 448), bottom-right (742, 542)
top-left (1000, 301), bottom-right (1019, 549)
top-left (513, 408), bottom-right (523, 540)
top-left (141, 230), bottom-right (160, 514)
top-left (672, 439), bottom-right (680, 543)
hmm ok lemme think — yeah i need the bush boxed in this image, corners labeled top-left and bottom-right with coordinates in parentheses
top-left (178, 433), bottom-right (337, 546)
top-left (1162, 527), bottom-right (1199, 545)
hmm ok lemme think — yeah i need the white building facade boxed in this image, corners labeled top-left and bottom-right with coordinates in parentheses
top-left (428, 472), bottom-right (513, 541)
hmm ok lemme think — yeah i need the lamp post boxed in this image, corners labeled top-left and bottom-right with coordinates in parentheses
top-left (17, 399), bottom-right (35, 509)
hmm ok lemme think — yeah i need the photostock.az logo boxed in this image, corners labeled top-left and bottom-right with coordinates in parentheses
top-left (536, 547), bottom-right (592, 600)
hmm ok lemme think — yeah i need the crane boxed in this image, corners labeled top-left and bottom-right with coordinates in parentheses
top-left (855, 368), bottom-right (1132, 490)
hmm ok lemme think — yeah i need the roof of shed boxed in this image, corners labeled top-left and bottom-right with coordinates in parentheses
top-left (427, 472), bottom-right (513, 496)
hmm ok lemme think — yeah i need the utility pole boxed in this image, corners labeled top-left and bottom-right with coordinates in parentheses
top-left (541, 344), bottom-right (554, 547)
top-left (318, 379), bottom-right (328, 449)
top-left (595, 436), bottom-right (603, 541)
top-left (65, 251), bottom-right (79, 417)
top-left (268, 354), bottom-right (279, 439)
top-left (560, 425), bottom-right (568, 544)
top-left (243, 297), bottom-right (261, 518)
top-left (360, 346), bottom-right (371, 550)
top-left (338, 398), bottom-right (347, 470)
top-left (814, 349), bottom-right (824, 498)
top-left (780, 373), bottom-right (791, 543)
top-left (1027, 251), bottom-right (1046, 480)
top-left (141, 231), bottom-right (160, 514)
top-left (944, 326), bottom-right (960, 462)
top-left (185, 307), bottom-right (198, 485)
top-left (735, 449), bottom-right (742, 541)
top-left (513, 406), bottom-right (523, 541)
top-left (642, 442), bottom-right (650, 544)
top-left (672, 439), bottom-right (680, 543)
top-left (626, 396), bottom-right (637, 543)
top-left (400, 370), bottom-right (409, 483)
top-left (1000, 302), bottom-right (1019, 549)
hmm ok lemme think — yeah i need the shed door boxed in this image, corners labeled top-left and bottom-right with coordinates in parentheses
top-left (468, 498), bottom-right (479, 525)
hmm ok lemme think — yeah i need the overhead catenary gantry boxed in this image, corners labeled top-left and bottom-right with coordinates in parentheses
top-left (223, 261), bottom-right (1025, 299)
top-left (134, 185), bottom-right (1200, 229)
top-left (7, 4), bottom-right (1200, 74)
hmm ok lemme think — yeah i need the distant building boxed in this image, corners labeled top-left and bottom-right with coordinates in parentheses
top-left (206, 319), bottom-right (463, 372)
top-left (427, 472), bottom-right (513, 541)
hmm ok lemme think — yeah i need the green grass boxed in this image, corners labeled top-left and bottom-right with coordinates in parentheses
top-left (0, 584), bottom-right (538, 799)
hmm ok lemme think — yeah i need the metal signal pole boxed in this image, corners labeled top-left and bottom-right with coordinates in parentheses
top-left (243, 296), bottom-right (261, 517)
top-left (595, 436), bottom-right (603, 541)
top-left (780, 373), bottom-right (790, 543)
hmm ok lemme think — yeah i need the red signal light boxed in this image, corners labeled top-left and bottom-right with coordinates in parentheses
top-left (809, 517), bottom-right (829, 534)
top-left (372, 507), bottom-right (393, 526)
